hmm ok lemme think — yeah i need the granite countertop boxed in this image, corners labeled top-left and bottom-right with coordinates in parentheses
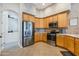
top-left (57, 34), bottom-right (79, 38)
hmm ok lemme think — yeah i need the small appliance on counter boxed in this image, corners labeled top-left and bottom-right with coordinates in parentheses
top-left (22, 21), bottom-right (34, 47)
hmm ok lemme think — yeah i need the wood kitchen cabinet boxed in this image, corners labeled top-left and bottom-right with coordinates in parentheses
top-left (56, 35), bottom-right (64, 47)
top-left (48, 16), bottom-right (53, 23)
top-left (34, 32), bottom-right (40, 42)
top-left (23, 13), bottom-right (35, 22)
top-left (35, 18), bottom-right (40, 28)
top-left (39, 19), bottom-right (44, 28)
top-left (58, 12), bottom-right (68, 28)
top-left (29, 15), bottom-right (35, 22)
top-left (74, 38), bottom-right (79, 56)
top-left (64, 35), bottom-right (69, 49)
top-left (52, 15), bottom-right (58, 22)
top-left (34, 32), bottom-right (47, 43)
top-left (23, 14), bottom-right (30, 21)
top-left (67, 36), bottom-right (74, 53)
top-left (43, 18), bottom-right (48, 28)
top-left (44, 19), bottom-right (47, 28)
top-left (64, 36), bottom-right (74, 53)
top-left (57, 35), bottom-right (75, 54)
top-left (45, 17), bottom-right (50, 28)
top-left (41, 33), bottom-right (47, 42)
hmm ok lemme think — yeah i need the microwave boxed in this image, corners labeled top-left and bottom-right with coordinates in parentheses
top-left (49, 22), bottom-right (58, 28)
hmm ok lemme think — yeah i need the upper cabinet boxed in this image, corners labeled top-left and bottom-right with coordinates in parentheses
top-left (49, 16), bottom-right (53, 23)
top-left (23, 13), bottom-right (35, 22)
top-left (35, 18), bottom-right (40, 28)
top-left (45, 17), bottom-right (50, 28)
top-left (58, 12), bottom-right (68, 28)
top-left (29, 15), bottom-right (34, 22)
top-left (23, 14), bottom-right (30, 21)
top-left (39, 19), bottom-right (44, 28)
top-left (52, 15), bottom-right (58, 22)
top-left (23, 12), bottom-right (69, 28)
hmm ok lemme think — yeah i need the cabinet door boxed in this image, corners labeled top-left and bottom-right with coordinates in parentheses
top-left (58, 12), bottom-right (68, 28)
top-left (75, 38), bottom-right (79, 56)
top-left (34, 32), bottom-right (40, 42)
top-left (40, 19), bottom-right (44, 28)
top-left (35, 18), bottom-right (40, 28)
top-left (52, 15), bottom-right (58, 22)
top-left (64, 36), bottom-right (74, 53)
top-left (45, 17), bottom-right (50, 28)
top-left (29, 15), bottom-right (34, 22)
top-left (23, 14), bottom-right (29, 21)
top-left (34, 32), bottom-right (38, 42)
top-left (49, 16), bottom-right (53, 23)
top-left (56, 35), bottom-right (64, 47)
top-left (68, 36), bottom-right (74, 53)
top-left (64, 35), bottom-right (69, 49)
top-left (43, 18), bottom-right (47, 28)
top-left (42, 33), bottom-right (47, 42)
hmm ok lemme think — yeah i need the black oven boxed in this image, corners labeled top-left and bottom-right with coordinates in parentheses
top-left (49, 22), bottom-right (58, 28)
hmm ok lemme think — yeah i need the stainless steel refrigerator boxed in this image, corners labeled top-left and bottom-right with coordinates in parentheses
top-left (22, 21), bottom-right (34, 47)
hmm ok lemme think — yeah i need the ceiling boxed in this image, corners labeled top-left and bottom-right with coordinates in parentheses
top-left (33, 3), bottom-right (55, 10)
top-left (24, 3), bottom-right (55, 10)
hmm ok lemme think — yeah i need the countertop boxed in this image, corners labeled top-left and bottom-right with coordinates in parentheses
top-left (57, 34), bottom-right (79, 38)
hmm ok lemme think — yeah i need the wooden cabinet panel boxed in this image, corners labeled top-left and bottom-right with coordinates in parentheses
top-left (34, 32), bottom-right (47, 42)
top-left (64, 36), bottom-right (74, 53)
top-left (52, 15), bottom-right (58, 22)
top-left (41, 33), bottom-right (47, 42)
top-left (44, 18), bottom-right (48, 28)
top-left (58, 12), bottom-right (68, 28)
top-left (23, 14), bottom-right (30, 21)
top-left (42, 18), bottom-right (48, 28)
top-left (29, 15), bottom-right (35, 22)
top-left (75, 38), bottom-right (79, 56)
top-left (35, 18), bottom-right (40, 28)
top-left (68, 36), bottom-right (74, 53)
top-left (64, 35), bottom-right (69, 49)
top-left (34, 32), bottom-right (40, 42)
top-left (40, 19), bottom-right (44, 28)
top-left (56, 35), bottom-right (64, 47)
top-left (45, 17), bottom-right (50, 28)
top-left (49, 16), bottom-right (53, 23)
top-left (57, 35), bottom-right (74, 54)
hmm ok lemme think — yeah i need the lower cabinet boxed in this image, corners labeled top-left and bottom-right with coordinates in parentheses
top-left (67, 36), bottom-right (74, 54)
top-left (74, 38), bottom-right (79, 56)
top-left (41, 33), bottom-right (47, 42)
top-left (56, 35), bottom-right (75, 55)
top-left (34, 32), bottom-right (40, 42)
top-left (34, 32), bottom-right (47, 43)
top-left (64, 35), bottom-right (69, 49)
top-left (56, 35), bottom-right (64, 47)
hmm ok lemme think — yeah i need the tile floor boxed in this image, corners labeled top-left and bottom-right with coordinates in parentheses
top-left (0, 42), bottom-right (67, 56)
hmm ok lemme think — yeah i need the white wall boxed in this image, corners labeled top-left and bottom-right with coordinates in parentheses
top-left (67, 3), bottom-right (79, 34)
top-left (21, 3), bottom-right (37, 16)
top-left (0, 4), bottom-right (3, 52)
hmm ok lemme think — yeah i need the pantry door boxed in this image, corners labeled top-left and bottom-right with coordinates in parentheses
top-left (2, 11), bottom-right (19, 50)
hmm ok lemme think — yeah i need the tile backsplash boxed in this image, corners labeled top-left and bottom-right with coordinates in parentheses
top-left (35, 28), bottom-right (46, 32)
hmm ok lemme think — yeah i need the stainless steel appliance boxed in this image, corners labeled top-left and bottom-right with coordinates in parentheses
top-left (49, 22), bottom-right (58, 28)
top-left (22, 21), bottom-right (34, 47)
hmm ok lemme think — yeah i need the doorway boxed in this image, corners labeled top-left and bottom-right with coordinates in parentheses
top-left (1, 10), bottom-right (20, 50)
